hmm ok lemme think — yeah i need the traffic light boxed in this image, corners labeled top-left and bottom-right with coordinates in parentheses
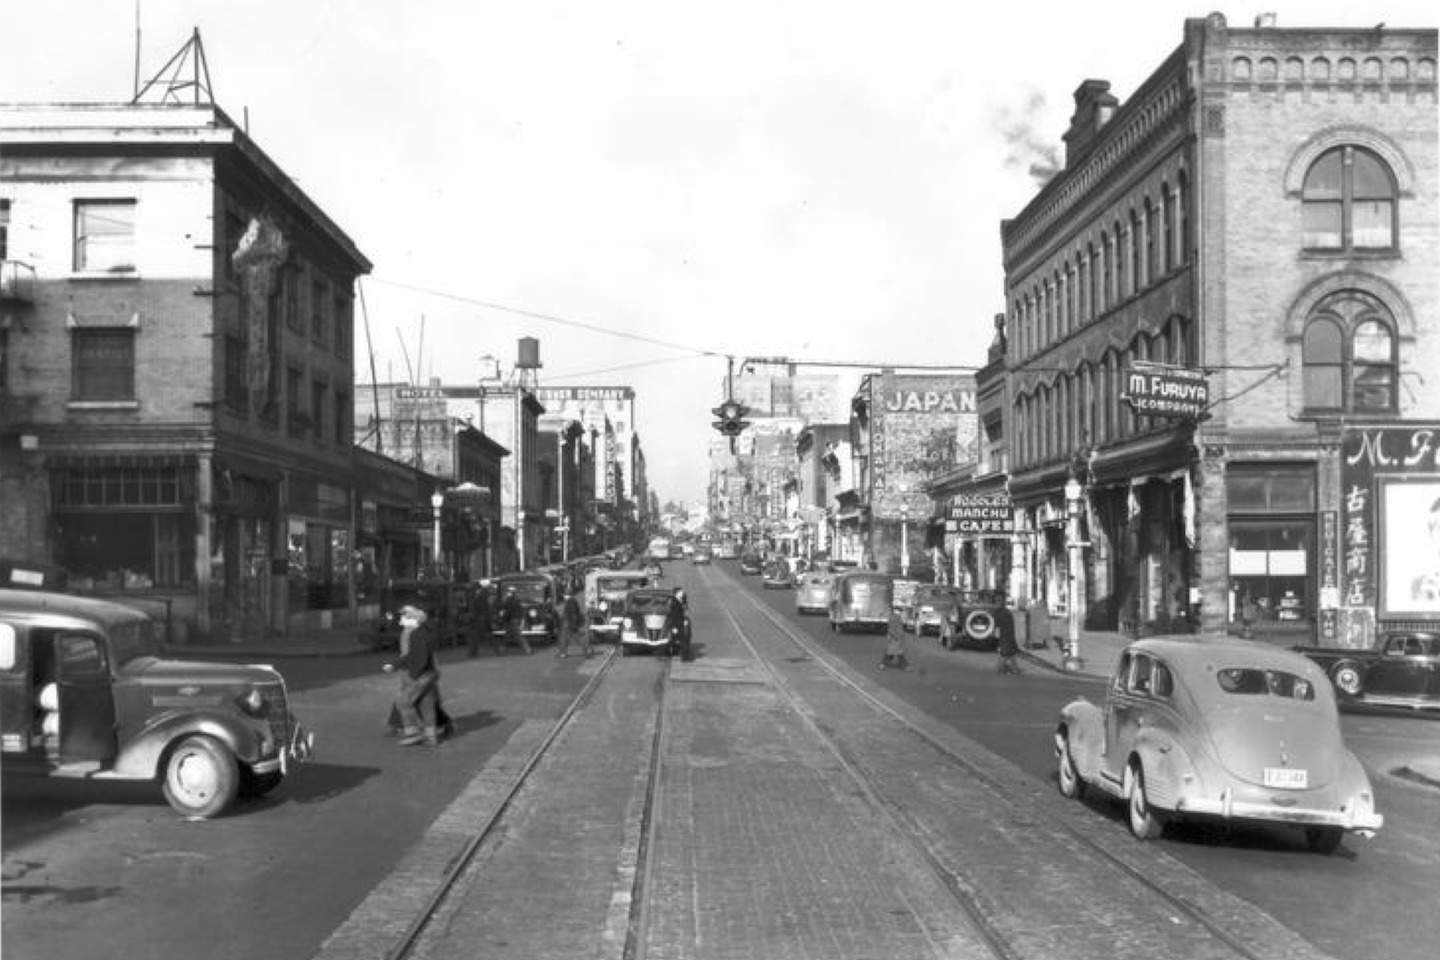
top-left (711, 399), bottom-right (751, 437)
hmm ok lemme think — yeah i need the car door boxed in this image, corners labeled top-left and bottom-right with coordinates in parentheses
top-left (1102, 652), bottom-right (1147, 782)
top-left (53, 630), bottom-right (119, 764)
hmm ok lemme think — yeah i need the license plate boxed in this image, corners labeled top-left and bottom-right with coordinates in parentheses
top-left (1264, 767), bottom-right (1308, 789)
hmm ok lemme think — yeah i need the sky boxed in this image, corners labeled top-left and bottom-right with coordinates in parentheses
top-left (3, 1), bottom-right (1434, 508)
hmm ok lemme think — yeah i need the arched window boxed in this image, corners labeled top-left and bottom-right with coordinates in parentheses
top-left (1302, 146), bottom-right (1397, 251)
top-left (1177, 172), bottom-right (1191, 264)
top-left (1301, 290), bottom-right (1399, 413)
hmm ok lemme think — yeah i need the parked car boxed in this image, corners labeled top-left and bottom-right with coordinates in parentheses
top-left (494, 572), bottom-right (561, 643)
top-left (828, 572), bottom-right (895, 633)
top-left (900, 584), bottom-right (961, 635)
top-left (585, 569), bottom-right (656, 641)
top-left (1, 558), bottom-right (70, 592)
top-left (794, 571), bottom-right (835, 615)
top-left (691, 547), bottom-right (713, 565)
top-left (738, 553), bottom-right (764, 575)
top-left (1055, 639), bottom-right (1383, 854)
top-left (0, 588), bottom-right (314, 819)
top-left (761, 562), bottom-right (793, 590)
top-left (940, 589), bottom-right (1012, 649)
top-left (360, 579), bottom-right (477, 651)
top-left (1296, 631), bottom-right (1440, 712)
top-left (618, 588), bottom-right (691, 658)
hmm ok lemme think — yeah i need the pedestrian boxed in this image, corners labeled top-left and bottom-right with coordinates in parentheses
top-left (995, 607), bottom-right (1021, 675)
top-left (383, 604), bottom-right (442, 746)
top-left (939, 606), bottom-right (958, 650)
top-left (672, 586), bottom-right (692, 662)
top-left (467, 580), bottom-right (493, 658)
top-left (499, 585), bottom-right (532, 655)
top-left (556, 586), bottom-right (592, 658)
top-left (881, 609), bottom-right (908, 670)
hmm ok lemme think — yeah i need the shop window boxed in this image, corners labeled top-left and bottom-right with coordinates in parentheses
top-left (1301, 290), bottom-right (1398, 415)
top-left (1229, 520), bottom-right (1314, 632)
top-left (73, 199), bottom-right (136, 273)
top-left (71, 327), bottom-right (135, 401)
top-left (1301, 146), bottom-right (1396, 251)
top-left (54, 511), bottom-right (195, 589)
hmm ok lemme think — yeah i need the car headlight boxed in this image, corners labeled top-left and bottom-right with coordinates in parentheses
top-left (599, 600), bottom-right (609, 612)
top-left (237, 687), bottom-right (266, 716)
top-left (622, 618), bottom-right (634, 630)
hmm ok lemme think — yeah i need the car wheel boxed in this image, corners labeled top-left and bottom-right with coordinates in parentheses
top-left (1305, 826), bottom-right (1344, 855)
top-left (239, 769), bottom-right (284, 799)
top-left (1055, 730), bottom-right (1085, 799)
top-left (162, 735), bottom-right (239, 819)
top-left (1124, 762), bottom-right (1164, 841)
top-left (964, 609), bottom-right (997, 641)
top-left (1330, 660), bottom-right (1365, 698)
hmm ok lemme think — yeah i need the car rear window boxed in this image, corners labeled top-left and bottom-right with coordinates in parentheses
top-left (1216, 668), bottom-right (1315, 700)
top-left (628, 594), bottom-right (671, 613)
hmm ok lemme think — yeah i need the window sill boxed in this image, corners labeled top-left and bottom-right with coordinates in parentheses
top-left (1298, 249), bottom-right (1398, 261)
top-left (67, 400), bottom-right (139, 411)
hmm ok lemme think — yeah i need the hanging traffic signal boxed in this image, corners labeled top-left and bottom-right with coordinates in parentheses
top-left (711, 399), bottom-right (751, 436)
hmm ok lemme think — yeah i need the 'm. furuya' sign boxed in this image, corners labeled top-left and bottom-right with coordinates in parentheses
top-left (1122, 361), bottom-right (1208, 419)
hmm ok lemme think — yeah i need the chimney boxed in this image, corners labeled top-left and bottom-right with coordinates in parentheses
top-left (1062, 79), bottom-right (1119, 168)
top-left (1254, 12), bottom-right (1277, 28)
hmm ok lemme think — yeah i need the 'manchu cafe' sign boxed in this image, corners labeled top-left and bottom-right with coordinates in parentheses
top-left (948, 494), bottom-right (1014, 537)
top-left (1123, 361), bottom-right (1209, 419)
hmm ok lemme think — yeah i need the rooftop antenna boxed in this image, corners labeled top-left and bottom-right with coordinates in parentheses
top-left (132, 27), bottom-right (215, 105)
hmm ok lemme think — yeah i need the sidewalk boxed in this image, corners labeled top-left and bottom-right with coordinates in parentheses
top-left (164, 623), bottom-right (373, 659)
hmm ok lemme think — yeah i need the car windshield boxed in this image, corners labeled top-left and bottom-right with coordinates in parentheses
top-left (1216, 667), bottom-right (1316, 700)
top-left (628, 593), bottom-right (673, 614)
top-left (600, 576), bottom-right (649, 592)
top-left (506, 581), bottom-right (550, 602)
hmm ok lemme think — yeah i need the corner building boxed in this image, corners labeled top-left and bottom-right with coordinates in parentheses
top-left (1000, 14), bottom-right (1437, 645)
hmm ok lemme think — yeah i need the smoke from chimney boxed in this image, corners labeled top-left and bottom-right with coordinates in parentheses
top-left (993, 89), bottom-right (1062, 187)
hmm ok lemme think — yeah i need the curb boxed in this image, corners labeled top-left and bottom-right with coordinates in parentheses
top-left (1393, 765), bottom-right (1440, 791)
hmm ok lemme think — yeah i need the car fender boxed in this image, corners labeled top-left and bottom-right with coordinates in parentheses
top-left (109, 712), bottom-right (265, 780)
top-left (1058, 699), bottom-right (1104, 780)
top-left (1124, 726), bottom-right (1201, 814)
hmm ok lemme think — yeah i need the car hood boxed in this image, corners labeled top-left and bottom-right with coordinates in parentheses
top-left (1204, 702), bottom-right (1343, 789)
top-left (124, 657), bottom-right (283, 686)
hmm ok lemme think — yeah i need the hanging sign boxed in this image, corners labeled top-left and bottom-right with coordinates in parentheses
top-left (1122, 361), bottom-right (1209, 419)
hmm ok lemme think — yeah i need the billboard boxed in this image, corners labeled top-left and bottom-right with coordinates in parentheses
top-left (868, 373), bottom-right (978, 519)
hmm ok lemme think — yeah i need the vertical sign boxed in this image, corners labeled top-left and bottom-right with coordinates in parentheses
top-left (1319, 510), bottom-right (1338, 642)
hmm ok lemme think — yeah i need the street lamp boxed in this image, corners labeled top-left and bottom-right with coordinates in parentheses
top-left (1063, 476), bottom-right (1085, 671)
top-left (900, 502), bottom-right (910, 579)
top-left (431, 489), bottom-right (445, 579)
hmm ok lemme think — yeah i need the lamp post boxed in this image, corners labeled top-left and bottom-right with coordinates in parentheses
top-left (900, 502), bottom-right (910, 578)
top-left (430, 489), bottom-right (445, 579)
top-left (1063, 476), bottom-right (1084, 671)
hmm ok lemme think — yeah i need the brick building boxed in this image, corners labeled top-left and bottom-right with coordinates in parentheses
top-left (1000, 14), bottom-right (1437, 645)
top-left (0, 101), bottom-right (370, 641)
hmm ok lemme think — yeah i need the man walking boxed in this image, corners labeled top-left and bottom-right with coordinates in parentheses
top-left (995, 606), bottom-right (1022, 675)
top-left (556, 587), bottom-right (592, 658)
top-left (383, 605), bottom-right (441, 746)
top-left (499, 585), bottom-right (532, 655)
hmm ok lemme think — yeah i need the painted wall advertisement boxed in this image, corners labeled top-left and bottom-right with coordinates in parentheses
top-left (1339, 425), bottom-right (1440, 648)
top-left (868, 373), bottom-right (978, 520)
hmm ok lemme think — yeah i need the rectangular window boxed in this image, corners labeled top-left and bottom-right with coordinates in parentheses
top-left (311, 379), bottom-right (327, 441)
top-left (1302, 202), bottom-right (1343, 249)
top-left (285, 265), bottom-right (303, 332)
top-left (332, 288), bottom-right (350, 357)
top-left (1352, 200), bottom-right (1394, 249)
top-left (224, 335), bottom-right (249, 411)
top-left (287, 366), bottom-right (304, 436)
top-left (74, 200), bottom-right (136, 273)
top-left (0, 199), bottom-right (10, 260)
top-left (334, 389), bottom-right (349, 446)
top-left (72, 328), bottom-right (135, 400)
top-left (311, 275), bottom-right (328, 343)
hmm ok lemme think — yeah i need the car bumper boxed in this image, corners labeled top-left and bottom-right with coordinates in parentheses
top-left (256, 723), bottom-right (315, 776)
top-left (621, 633), bottom-right (679, 650)
top-left (1176, 792), bottom-right (1383, 835)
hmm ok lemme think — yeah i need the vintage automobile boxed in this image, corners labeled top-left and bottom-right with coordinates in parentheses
top-left (493, 572), bottom-right (561, 643)
top-left (584, 569), bottom-right (655, 641)
top-left (738, 553), bottom-right (764, 575)
top-left (618, 588), bottom-right (692, 658)
top-left (0, 588), bottom-right (313, 819)
top-left (1055, 639), bottom-right (1383, 854)
top-left (360, 579), bottom-right (477, 651)
top-left (828, 572), bottom-right (895, 633)
top-left (900, 584), bottom-right (961, 635)
top-left (691, 546), bottom-right (713, 565)
top-left (939, 589), bottom-right (1012, 650)
top-left (761, 561), bottom-right (793, 590)
top-left (1296, 631), bottom-right (1440, 712)
top-left (794, 571), bottom-right (835, 615)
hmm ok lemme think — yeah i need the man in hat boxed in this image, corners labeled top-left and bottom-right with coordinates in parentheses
top-left (383, 605), bottom-right (441, 746)
top-left (498, 585), bottom-right (531, 655)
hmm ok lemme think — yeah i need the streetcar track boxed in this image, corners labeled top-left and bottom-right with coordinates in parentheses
top-left (729, 582), bottom-right (1318, 960)
top-left (378, 646), bottom-right (634, 960)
